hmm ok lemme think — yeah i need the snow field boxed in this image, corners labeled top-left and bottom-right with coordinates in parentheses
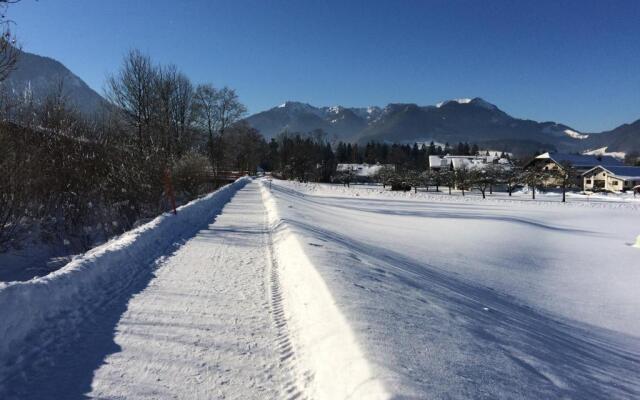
top-left (261, 182), bottom-right (390, 400)
top-left (0, 177), bottom-right (249, 382)
top-left (266, 179), bottom-right (640, 398)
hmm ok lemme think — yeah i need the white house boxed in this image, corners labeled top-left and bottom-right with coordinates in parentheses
top-left (429, 154), bottom-right (511, 171)
top-left (335, 163), bottom-right (394, 181)
top-left (582, 165), bottom-right (640, 192)
top-left (428, 155), bottom-right (446, 169)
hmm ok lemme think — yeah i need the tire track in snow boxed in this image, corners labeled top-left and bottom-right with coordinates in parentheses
top-left (261, 181), bottom-right (390, 400)
top-left (265, 210), bottom-right (308, 400)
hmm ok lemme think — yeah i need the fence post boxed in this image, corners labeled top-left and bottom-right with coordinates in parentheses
top-left (163, 168), bottom-right (178, 215)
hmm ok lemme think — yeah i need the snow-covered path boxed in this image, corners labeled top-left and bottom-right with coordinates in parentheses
top-left (1, 182), bottom-right (297, 399)
top-left (88, 183), bottom-right (290, 399)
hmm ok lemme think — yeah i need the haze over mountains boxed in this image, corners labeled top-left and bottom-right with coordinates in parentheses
top-left (3, 48), bottom-right (639, 158)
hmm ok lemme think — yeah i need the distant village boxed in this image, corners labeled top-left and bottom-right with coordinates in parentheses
top-left (335, 150), bottom-right (640, 196)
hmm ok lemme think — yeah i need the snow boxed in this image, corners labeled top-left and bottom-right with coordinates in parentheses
top-left (86, 182), bottom-right (289, 399)
top-left (435, 98), bottom-right (498, 111)
top-left (262, 185), bottom-right (389, 399)
top-left (429, 155), bottom-right (445, 168)
top-left (336, 163), bottom-right (389, 177)
top-left (563, 128), bottom-right (589, 139)
top-left (0, 178), bottom-right (251, 396)
top-left (583, 146), bottom-right (627, 160)
top-left (436, 98), bottom-right (472, 108)
top-left (2, 177), bottom-right (640, 399)
top-left (264, 180), bottom-right (640, 398)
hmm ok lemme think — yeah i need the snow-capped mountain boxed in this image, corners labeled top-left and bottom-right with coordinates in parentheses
top-left (581, 119), bottom-right (640, 157)
top-left (1, 48), bottom-right (106, 115)
top-left (245, 98), bottom-right (595, 155)
top-left (245, 101), bottom-right (375, 141)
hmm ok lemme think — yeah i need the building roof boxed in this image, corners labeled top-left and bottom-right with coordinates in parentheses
top-left (535, 152), bottom-right (624, 168)
top-left (582, 165), bottom-right (640, 180)
top-left (336, 163), bottom-right (393, 177)
top-left (428, 155), bottom-right (445, 168)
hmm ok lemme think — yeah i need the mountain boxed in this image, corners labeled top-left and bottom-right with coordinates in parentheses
top-left (1, 48), bottom-right (105, 115)
top-left (580, 119), bottom-right (640, 157)
top-left (245, 101), bottom-right (382, 141)
top-left (245, 98), bottom-right (597, 155)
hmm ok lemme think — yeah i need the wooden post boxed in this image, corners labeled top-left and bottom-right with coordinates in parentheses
top-left (163, 168), bottom-right (177, 215)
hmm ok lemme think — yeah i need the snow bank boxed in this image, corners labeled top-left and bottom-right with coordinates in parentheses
top-left (0, 177), bottom-right (249, 370)
top-left (260, 182), bottom-right (389, 400)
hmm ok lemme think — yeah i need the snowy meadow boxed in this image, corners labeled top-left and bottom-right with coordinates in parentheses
top-left (266, 180), bottom-right (640, 398)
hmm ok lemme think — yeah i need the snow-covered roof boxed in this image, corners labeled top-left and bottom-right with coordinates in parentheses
top-left (582, 165), bottom-right (640, 181)
top-left (535, 152), bottom-right (623, 168)
top-left (336, 163), bottom-right (392, 177)
top-left (582, 147), bottom-right (626, 160)
top-left (428, 155), bottom-right (445, 168)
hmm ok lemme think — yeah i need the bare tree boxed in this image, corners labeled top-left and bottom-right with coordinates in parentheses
top-left (105, 50), bottom-right (157, 149)
top-left (171, 72), bottom-right (194, 155)
top-left (469, 168), bottom-right (492, 199)
top-left (431, 169), bottom-right (443, 192)
top-left (439, 168), bottom-right (455, 195)
top-left (420, 169), bottom-right (432, 192)
top-left (0, 0), bottom-right (19, 82)
top-left (552, 161), bottom-right (577, 203)
top-left (455, 166), bottom-right (471, 196)
top-left (155, 64), bottom-right (178, 158)
top-left (38, 78), bottom-right (79, 133)
top-left (192, 84), bottom-right (219, 167)
top-left (213, 87), bottom-right (246, 173)
top-left (407, 169), bottom-right (422, 193)
top-left (192, 85), bottom-right (246, 174)
top-left (522, 168), bottom-right (547, 200)
top-left (375, 165), bottom-right (395, 188)
top-left (499, 166), bottom-right (522, 196)
top-left (215, 87), bottom-right (246, 136)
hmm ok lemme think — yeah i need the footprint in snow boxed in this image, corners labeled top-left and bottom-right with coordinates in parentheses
top-left (308, 243), bottom-right (323, 247)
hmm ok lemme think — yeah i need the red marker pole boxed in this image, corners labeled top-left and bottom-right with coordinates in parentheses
top-left (163, 168), bottom-right (178, 215)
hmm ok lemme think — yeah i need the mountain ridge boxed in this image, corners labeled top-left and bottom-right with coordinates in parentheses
top-left (245, 98), bottom-right (640, 157)
top-left (1, 48), bottom-right (106, 116)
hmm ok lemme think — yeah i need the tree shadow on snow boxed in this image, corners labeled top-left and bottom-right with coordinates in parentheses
top-left (0, 189), bottom-right (245, 399)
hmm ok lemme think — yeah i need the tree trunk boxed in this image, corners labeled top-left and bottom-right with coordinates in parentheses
top-left (482, 189), bottom-right (486, 199)
top-left (532, 186), bottom-right (536, 199)
top-left (562, 185), bottom-right (566, 203)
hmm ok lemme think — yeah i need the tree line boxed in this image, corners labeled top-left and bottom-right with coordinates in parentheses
top-left (334, 141), bottom-right (504, 165)
top-left (0, 49), bottom-right (268, 251)
top-left (359, 163), bottom-right (575, 202)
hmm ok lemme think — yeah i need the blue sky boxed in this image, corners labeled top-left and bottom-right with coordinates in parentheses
top-left (8, 0), bottom-right (640, 132)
